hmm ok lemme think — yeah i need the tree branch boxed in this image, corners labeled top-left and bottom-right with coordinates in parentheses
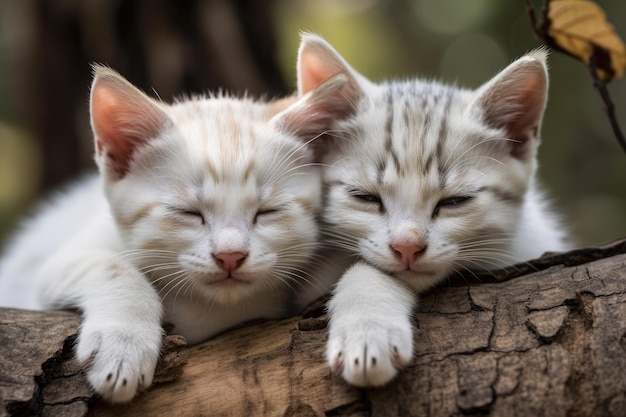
top-left (2, 238), bottom-right (626, 416)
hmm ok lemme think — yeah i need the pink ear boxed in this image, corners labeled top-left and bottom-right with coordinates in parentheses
top-left (298, 36), bottom-right (344, 94)
top-left (278, 33), bottom-right (364, 155)
top-left (90, 66), bottom-right (171, 179)
top-left (297, 33), bottom-right (361, 97)
top-left (475, 50), bottom-right (548, 160)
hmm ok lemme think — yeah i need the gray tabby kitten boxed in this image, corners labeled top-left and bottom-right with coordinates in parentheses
top-left (296, 34), bottom-right (568, 387)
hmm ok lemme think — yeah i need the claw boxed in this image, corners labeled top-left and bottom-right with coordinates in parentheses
top-left (332, 351), bottom-right (344, 375)
top-left (391, 345), bottom-right (409, 370)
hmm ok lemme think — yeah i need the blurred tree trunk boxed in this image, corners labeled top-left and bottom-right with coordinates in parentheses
top-left (2, 0), bottom-right (287, 193)
top-left (1, 239), bottom-right (626, 417)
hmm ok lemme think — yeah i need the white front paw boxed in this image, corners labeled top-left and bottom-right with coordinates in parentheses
top-left (76, 321), bottom-right (163, 402)
top-left (326, 317), bottom-right (414, 387)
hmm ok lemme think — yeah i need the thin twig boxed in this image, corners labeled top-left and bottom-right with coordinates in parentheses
top-left (524, 0), bottom-right (626, 155)
top-left (524, 0), bottom-right (537, 31)
top-left (589, 54), bottom-right (626, 153)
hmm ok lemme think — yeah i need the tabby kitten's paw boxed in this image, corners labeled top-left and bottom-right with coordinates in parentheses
top-left (326, 316), bottom-right (414, 387)
top-left (76, 321), bottom-right (163, 402)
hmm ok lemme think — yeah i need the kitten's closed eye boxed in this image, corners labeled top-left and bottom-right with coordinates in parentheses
top-left (349, 189), bottom-right (383, 209)
top-left (432, 196), bottom-right (472, 218)
top-left (173, 208), bottom-right (206, 225)
top-left (254, 207), bottom-right (282, 224)
top-left (437, 196), bottom-right (472, 207)
top-left (353, 194), bottom-right (381, 204)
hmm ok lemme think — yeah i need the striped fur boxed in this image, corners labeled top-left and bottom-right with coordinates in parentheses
top-left (297, 34), bottom-right (568, 388)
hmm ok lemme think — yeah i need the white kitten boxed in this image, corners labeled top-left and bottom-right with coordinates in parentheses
top-left (296, 34), bottom-right (569, 387)
top-left (0, 66), bottom-right (353, 402)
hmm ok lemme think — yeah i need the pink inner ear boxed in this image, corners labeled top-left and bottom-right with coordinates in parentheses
top-left (478, 58), bottom-right (547, 160)
top-left (300, 49), bottom-right (338, 95)
top-left (92, 85), bottom-right (137, 159)
top-left (92, 83), bottom-right (146, 177)
top-left (515, 75), bottom-right (544, 125)
top-left (91, 73), bottom-right (169, 178)
top-left (504, 74), bottom-right (546, 159)
top-left (275, 74), bottom-right (358, 159)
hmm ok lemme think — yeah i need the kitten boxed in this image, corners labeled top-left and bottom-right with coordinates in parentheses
top-left (0, 66), bottom-right (354, 402)
top-left (295, 34), bottom-right (569, 387)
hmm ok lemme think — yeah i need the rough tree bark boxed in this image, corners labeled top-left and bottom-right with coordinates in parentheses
top-left (1, 239), bottom-right (625, 417)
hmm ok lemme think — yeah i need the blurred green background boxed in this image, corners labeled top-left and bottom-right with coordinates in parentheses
top-left (0, 0), bottom-right (624, 250)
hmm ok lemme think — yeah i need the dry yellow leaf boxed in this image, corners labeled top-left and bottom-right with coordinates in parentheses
top-left (548, 0), bottom-right (626, 81)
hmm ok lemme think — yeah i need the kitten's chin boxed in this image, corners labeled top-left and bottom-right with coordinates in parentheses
top-left (393, 269), bottom-right (447, 293)
top-left (198, 281), bottom-right (254, 305)
top-left (206, 275), bottom-right (251, 287)
top-left (182, 272), bottom-right (255, 305)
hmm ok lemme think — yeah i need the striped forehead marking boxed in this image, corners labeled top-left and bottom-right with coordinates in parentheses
top-left (377, 82), bottom-right (456, 188)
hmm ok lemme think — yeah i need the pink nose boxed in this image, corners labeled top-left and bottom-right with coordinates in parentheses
top-left (213, 252), bottom-right (247, 273)
top-left (391, 243), bottom-right (426, 266)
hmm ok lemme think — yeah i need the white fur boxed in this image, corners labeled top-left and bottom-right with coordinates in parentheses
top-left (326, 261), bottom-right (415, 386)
top-left (0, 67), bottom-right (352, 402)
top-left (0, 176), bottom-right (163, 402)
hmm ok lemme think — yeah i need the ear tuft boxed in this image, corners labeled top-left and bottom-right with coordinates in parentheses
top-left (474, 51), bottom-right (549, 160)
top-left (90, 65), bottom-right (171, 179)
